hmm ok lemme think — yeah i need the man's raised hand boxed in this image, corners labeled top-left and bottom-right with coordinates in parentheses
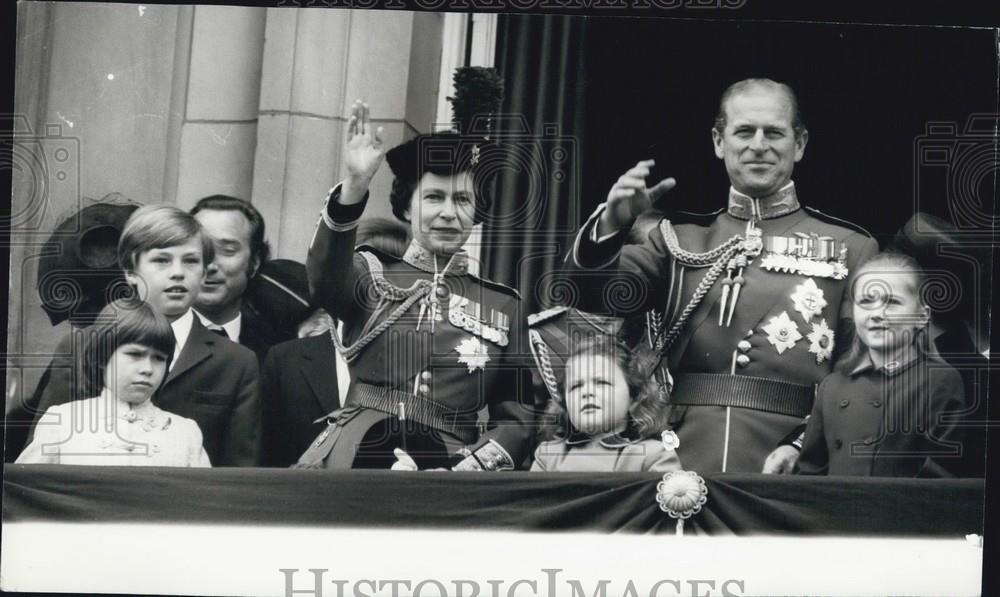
top-left (341, 99), bottom-right (385, 204)
top-left (599, 159), bottom-right (676, 236)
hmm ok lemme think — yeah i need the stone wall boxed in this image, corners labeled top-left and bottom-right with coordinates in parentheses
top-left (7, 4), bottom-right (444, 407)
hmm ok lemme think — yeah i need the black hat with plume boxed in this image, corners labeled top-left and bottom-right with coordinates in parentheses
top-left (385, 67), bottom-right (504, 222)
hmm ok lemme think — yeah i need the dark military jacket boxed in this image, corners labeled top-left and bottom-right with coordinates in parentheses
top-left (303, 187), bottom-right (534, 470)
top-left (564, 183), bottom-right (879, 472)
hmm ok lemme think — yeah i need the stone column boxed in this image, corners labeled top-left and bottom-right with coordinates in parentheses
top-left (8, 2), bottom-right (185, 362)
top-left (171, 5), bottom-right (267, 208)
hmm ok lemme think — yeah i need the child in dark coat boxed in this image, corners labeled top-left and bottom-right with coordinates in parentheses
top-left (797, 252), bottom-right (965, 477)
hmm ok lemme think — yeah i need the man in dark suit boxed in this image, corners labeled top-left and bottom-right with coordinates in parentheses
top-left (260, 329), bottom-right (343, 467)
top-left (241, 259), bottom-right (316, 361)
top-left (191, 195), bottom-right (295, 362)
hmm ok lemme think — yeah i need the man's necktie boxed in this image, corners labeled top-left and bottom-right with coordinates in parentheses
top-left (209, 326), bottom-right (229, 339)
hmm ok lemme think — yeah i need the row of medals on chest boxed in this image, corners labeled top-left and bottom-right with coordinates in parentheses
top-left (410, 227), bottom-right (842, 354)
top-left (723, 224), bottom-right (844, 363)
top-left (720, 225), bottom-right (847, 319)
top-left (415, 282), bottom-right (510, 348)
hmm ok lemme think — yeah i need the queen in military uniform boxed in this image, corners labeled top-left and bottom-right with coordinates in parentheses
top-left (297, 88), bottom-right (534, 471)
top-left (561, 78), bottom-right (879, 473)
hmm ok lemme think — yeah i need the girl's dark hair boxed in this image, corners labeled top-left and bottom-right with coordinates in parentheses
top-left (838, 250), bottom-right (930, 374)
top-left (539, 335), bottom-right (670, 442)
top-left (81, 299), bottom-right (176, 396)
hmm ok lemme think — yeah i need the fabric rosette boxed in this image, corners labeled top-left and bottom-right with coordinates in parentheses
top-left (655, 470), bottom-right (708, 535)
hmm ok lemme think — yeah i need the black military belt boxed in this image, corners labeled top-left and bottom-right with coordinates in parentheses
top-left (671, 373), bottom-right (814, 419)
top-left (348, 382), bottom-right (479, 444)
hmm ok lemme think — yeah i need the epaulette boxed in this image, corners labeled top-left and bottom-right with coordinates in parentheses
top-left (575, 310), bottom-right (623, 336)
top-left (802, 206), bottom-right (875, 239)
top-left (355, 244), bottom-right (402, 263)
top-left (669, 208), bottom-right (727, 226)
top-left (527, 305), bottom-right (569, 327)
top-left (468, 271), bottom-right (522, 299)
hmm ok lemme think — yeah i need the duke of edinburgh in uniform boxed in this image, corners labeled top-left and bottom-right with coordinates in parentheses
top-left (298, 98), bottom-right (533, 471)
top-left (561, 79), bottom-right (879, 473)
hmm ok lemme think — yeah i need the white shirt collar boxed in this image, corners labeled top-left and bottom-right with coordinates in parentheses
top-left (170, 309), bottom-right (195, 369)
top-left (193, 309), bottom-right (242, 342)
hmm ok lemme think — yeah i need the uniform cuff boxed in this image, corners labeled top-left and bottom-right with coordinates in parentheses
top-left (572, 204), bottom-right (628, 269)
top-left (452, 440), bottom-right (515, 471)
top-left (778, 418), bottom-right (809, 450)
top-left (321, 183), bottom-right (368, 232)
top-left (790, 433), bottom-right (805, 451)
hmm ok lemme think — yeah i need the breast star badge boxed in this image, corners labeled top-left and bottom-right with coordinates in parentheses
top-left (806, 319), bottom-right (835, 364)
top-left (790, 278), bottom-right (827, 322)
top-left (762, 311), bottom-right (803, 354)
top-left (455, 336), bottom-right (490, 373)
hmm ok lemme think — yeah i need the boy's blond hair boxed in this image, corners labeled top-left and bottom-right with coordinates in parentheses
top-left (117, 204), bottom-right (214, 271)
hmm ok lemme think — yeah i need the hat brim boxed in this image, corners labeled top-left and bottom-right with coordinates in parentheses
top-left (36, 201), bottom-right (140, 326)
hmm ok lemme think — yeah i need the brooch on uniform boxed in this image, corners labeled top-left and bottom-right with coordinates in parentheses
top-left (806, 319), bottom-right (835, 364)
top-left (762, 311), bottom-right (802, 354)
top-left (455, 336), bottom-right (490, 372)
top-left (790, 279), bottom-right (828, 321)
top-left (760, 233), bottom-right (849, 280)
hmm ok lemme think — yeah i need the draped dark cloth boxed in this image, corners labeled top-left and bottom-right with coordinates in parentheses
top-left (4, 465), bottom-right (983, 536)
top-left (484, 15), bottom-right (590, 315)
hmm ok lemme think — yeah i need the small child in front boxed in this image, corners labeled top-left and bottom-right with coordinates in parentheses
top-left (531, 338), bottom-right (681, 472)
top-left (797, 251), bottom-right (965, 477)
top-left (18, 300), bottom-right (211, 467)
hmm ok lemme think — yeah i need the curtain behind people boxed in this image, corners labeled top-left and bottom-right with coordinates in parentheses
top-left (483, 15), bottom-right (591, 318)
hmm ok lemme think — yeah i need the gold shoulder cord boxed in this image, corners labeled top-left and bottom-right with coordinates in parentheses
top-left (528, 329), bottom-right (562, 403)
top-left (330, 252), bottom-right (434, 363)
top-left (653, 220), bottom-right (744, 352)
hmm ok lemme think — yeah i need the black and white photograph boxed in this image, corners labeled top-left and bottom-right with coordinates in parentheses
top-left (1, 1), bottom-right (997, 595)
